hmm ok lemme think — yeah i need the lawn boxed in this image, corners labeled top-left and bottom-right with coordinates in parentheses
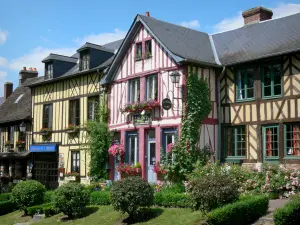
top-left (0, 206), bottom-right (204, 225)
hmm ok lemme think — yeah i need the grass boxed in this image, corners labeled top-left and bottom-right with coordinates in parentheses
top-left (0, 206), bottom-right (203, 225)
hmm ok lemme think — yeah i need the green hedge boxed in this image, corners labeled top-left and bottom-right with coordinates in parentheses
top-left (27, 203), bottom-right (56, 217)
top-left (206, 195), bottom-right (269, 225)
top-left (43, 190), bottom-right (55, 203)
top-left (0, 200), bottom-right (16, 215)
top-left (154, 192), bottom-right (191, 208)
top-left (90, 191), bottom-right (111, 205)
top-left (273, 195), bottom-right (300, 225)
top-left (0, 193), bottom-right (11, 202)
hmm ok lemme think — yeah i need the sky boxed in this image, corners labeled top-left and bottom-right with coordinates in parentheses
top-left (0, 0), bottom-right (300, 95)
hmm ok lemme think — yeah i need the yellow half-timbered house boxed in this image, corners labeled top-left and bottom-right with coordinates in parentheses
top-left (28, 41), bottom-right (122, 187)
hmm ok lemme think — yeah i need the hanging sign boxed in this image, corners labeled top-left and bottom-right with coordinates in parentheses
top-left (133, 113), bottom-right (152, 126)
top-left (162, 98), bottom-right (172, 110)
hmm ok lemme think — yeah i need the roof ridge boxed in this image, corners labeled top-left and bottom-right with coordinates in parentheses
top-left (138, 14), bottom-right (209, 36)
top-left (208, 35), bottom-right (221, 65)
top-left (49, 53), bottom-right (77, 59)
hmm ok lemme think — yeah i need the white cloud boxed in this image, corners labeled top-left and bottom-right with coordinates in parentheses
top-left (75, 28), bottom-right (126, 46)
top-left (0, 57), bottom-right (8, 67)
top-left (0, 71), bottom-right (7, 79)
top-left (9, 47), bottom-right (76, 73)
top-left (0, 29), bottom-right (8, 44)
top-left (213, 3), bottom-right (300, 33)
top-left (179, 20), bottom-right (200, 29)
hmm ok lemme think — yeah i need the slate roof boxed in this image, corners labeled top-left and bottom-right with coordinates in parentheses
top-left (0, 97), bottom-right (4, 106)
top-left (212, 13), bottom-right (300, 66)
top-left (77, 42), bottom-right (115, 53)
top-left (42, 53), bottom-right (78, 63)
top-left (0, 77), bottom-right (42, 124)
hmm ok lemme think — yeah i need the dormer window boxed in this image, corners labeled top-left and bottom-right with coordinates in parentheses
top-left (45, 63), bottom-right (53, 79)
top-left (80, 51), bottom-right (90, 71)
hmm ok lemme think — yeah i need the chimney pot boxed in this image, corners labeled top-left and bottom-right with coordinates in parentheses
top-left (145, 12), bottom-right (150, 17)
top-left (29, 67), bottom-right (32, 71)
top-left (4, 82), bottom-right (13, 100)
top-left (19, 66), bottom-right (38, 86)
top-left (242, 6), bottom-right (273, 25)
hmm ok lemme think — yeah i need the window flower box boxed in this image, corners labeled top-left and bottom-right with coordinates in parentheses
top-left (117, 163), bottom-right (142, 179)
top-left (64, 172), bottom-right (80, 182)
top-left (120, 100), bottom-right (160, 114)
top-left (65, 124), bottom-right (80, 134)
top-left (16, 140), bottom-right (25, 148)
top-left (40, 128), bottom-right (52, 141)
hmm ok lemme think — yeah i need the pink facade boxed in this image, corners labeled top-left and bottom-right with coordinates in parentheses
top-left (108, 25), bottom-right (218, 182)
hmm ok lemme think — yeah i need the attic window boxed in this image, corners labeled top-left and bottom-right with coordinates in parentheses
top-left (80, 51), bottom-right (90, 71)
top-left (135, 42), bottom-right (142, 61)
top-left (45, 63), bottom-right (53, 79)
top-left (14, 94), bottom-right (24, 103)
top-left (145, 40), bottom-right (152, 58)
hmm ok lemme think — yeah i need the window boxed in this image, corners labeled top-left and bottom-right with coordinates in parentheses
top-left (45, 63), bottom-right (53, 79)
top-left (145, 40), bottom-right (152, 58)
top-left (161, 128), bottom-right (177, 161)
top-left (262, 60), bottom-right (282, 98)
top-left (126, 132), bottom-right (138, 165)
top-left (224, 126), bottom-right (246, 158)
top-left (71, 151), bottom-right (80, 173)
top-left (135, 42), bottom-right (142, 60)
top-left (236, 68), bottom-right (254, 101)
top-left (263, 125), bottom-right (279, 159)
top-left (43, 104), bottom-right (53, 129)
top-left (128, 78), bottom-right (140, 102)
top-left (80, 51), bottom-right (90, 71)
top-left (69, 99), bottom-right (80, 125)
top-left (88, 96), bottom-right (99, 121)
top-left (285, 123), bottom-right (300, 157)
top-left (146, 75), bottom-right (158, 100)
top-left (9, 126), bottom-right (14, 144)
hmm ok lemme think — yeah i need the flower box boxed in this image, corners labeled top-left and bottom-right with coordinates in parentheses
top-left (64, 175), bottom-right (80, 182)
top-left (117, 163), bottom-right (142, 179)
top-left (65, 129), bottom-right (79, 134)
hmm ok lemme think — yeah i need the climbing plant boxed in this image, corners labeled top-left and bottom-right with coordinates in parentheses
top-left (86, 92), bottom-right (112, 180)
top-left (165, 71), bottom-right (213, 182)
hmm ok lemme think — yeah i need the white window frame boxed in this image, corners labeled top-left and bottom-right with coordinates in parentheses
top-left (129, 78), bottom-right (140, 102)
top-left (146, 75), bottom-right (157, 100)
top-left (128, 134), bottom-right (138, 165)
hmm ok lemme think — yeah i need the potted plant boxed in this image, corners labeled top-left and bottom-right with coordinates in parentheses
top-left (65, 124), bottom-right (80, 134)
top-left (40, 128), bottom-right (52, 141)
top-left (144, 99), bottom-right (160, 111)
top-left (16, 140), bottom-right (25, 152)
top-left (64, 172), bottom-right (80, 182)
top-left (153, 162), bottom-right (167, 181)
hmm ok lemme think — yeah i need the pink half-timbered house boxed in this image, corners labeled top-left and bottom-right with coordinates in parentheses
top-left (101, 12), bottom-right (221, 182)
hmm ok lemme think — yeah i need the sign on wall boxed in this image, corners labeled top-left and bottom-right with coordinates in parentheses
top-left (162, 98), bottom-right (172, 110)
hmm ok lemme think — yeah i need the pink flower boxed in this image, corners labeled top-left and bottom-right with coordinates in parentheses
top-left (108, 143), bottom-right (124, 156)
top-left (167, 143), bottom-right (174, 153)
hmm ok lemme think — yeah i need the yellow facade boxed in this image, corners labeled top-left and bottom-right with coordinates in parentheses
top-left (32, 72), bottom-right (105, 181)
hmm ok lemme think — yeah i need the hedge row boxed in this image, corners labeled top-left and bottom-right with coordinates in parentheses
top-left (273, 195), bottom-right (300, 225)
top-left (0, 193), bottom-right (11, 202)
top-left (27, 203), bottom-right (57, 217)
top-left (206, 195), bottom-right (269, 225)
top-left (89, 190), bottom-right (191, 208)
top-left (0, 200), bottom-right (16, 215)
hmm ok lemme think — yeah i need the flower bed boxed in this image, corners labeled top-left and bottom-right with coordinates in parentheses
top-left (120, 99), bottom-right (160, 113)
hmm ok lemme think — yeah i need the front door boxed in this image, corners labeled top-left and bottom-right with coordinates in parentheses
top-left (147, 130), bottom-right (156, 183)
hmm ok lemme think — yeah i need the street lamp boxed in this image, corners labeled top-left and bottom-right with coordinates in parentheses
top-left (170, 71), bottom-right (181, 84)
top-left (19, 121), bottom-right (26, 133)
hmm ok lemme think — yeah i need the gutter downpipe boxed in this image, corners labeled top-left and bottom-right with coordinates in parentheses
top-left (217, 67), bottom-right (225, 162)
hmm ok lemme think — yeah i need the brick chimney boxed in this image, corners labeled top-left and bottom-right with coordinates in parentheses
top-left (145, 12), bottom-right (150, 17)
top-left (19, 66), bottom-right (38, 85)
top-left (242, 6), bottom-right (273, 25)
top-left (4, 82), bottom-right (13, 100)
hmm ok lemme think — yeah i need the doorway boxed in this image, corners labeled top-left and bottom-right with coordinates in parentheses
top-left (146, 130), bottom-right (156, 183)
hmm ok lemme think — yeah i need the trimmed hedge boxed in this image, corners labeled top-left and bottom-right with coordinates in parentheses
top-left (154, 192), bottom-right (191, 208)
top-left (90, 191), bottom-right (111, 205)
top-left (27, 203), bottom-right (57, 217)
top-left (43, 191), bottom-right (55, 203)
top-left (0, 200), bottom-right (16, 215)
top-left (273, 195), bottom-right (300, 225)
top-left (206, 195), bottom-right (269, 225)
top-left (0, 193), bottom-right (11, 202)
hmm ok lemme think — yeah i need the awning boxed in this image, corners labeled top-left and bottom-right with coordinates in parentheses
top-left (29, 144), bottom-right (57, 153)
top-left (0, 151), bottom-right (31, 159)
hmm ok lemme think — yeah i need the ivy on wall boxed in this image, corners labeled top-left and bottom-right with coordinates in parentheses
top-left (166, 71), bottom-right (213, 182)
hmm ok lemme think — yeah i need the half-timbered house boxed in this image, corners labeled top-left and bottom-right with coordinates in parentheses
top-left (102, 12), bottom-right (220, 182)
top-left (0, 67), bottom-right (41, 184)
top-left (27, 40), bottom-right (122, 187)
top-left (214, 7), bottom-right (300, 168)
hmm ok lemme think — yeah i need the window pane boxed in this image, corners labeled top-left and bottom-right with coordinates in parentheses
top-left (145, 40), bottom-right (152, 57)
top-left (136, 43), bottom-right (142, 59)
top-left (237, 71), bottom-right (245, 100)
top-left (149, 142), bottom-right (156, 165)
top-left (225, 126), bottom-right (245, 157)
top-left (273, 64), bottom-right (281, 85)
top-left (264, 87), bottom-right (271, 97)
top-left (264, 65), bottom-right (272, 86)
top-left (129, 79), bottom-right (140, 102)
top-left (246, 69), bottom-right (254, 98)
top-left (274, 85), bottom-right (281, 96)
top-left (265, 126), bottom-right (279, 157)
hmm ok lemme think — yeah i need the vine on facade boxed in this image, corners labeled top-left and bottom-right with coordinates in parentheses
top-left (165, 72), bottom-right (213, 182)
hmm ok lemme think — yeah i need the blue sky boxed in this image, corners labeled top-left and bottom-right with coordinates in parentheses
top-left (0, 0), bottom-right (300, 95)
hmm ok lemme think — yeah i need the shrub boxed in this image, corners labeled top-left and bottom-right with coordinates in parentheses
top-left (160, 183), bottom-right (185, 193)
top-left (43, 190), bottom-right (55, 203)
top-left (189, 173), bottom-right (239, 211)
top-left (110, 177), bottom-right (154, 219)
top-left (273, 195), bottom-right (300, 225)
top-left (0, 200), bottom-right (15, 215)
top-left (0, 193), bottom-right (11, 202)
top-left (53, 182), bottom-right (90, 218)
top-left (27, 203), bottom-right (56, 217)
top-left (206, 195), bottom-right (269, 225)
top-left (11, 180), bottom-right (46, 211)
top-left (154, 192), bottom-right (191, 208)
top-left (90, 191), bottom-right (111, 205)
